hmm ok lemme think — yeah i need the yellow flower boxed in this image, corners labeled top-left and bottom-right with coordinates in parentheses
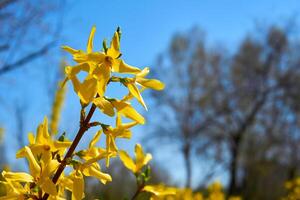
top-left (69, 171), bottom-right (84, 200)
top-left (92, 96), bottom-right (115, 116)
top-left (16, 117), bottom-right (71, 164)
top-left (0, 180), bottom-right (28, 200)
top-left (79, 162), bottom-right (112, 184)
top-left (62, 26), bottom-right (141, 104)
top-left (143, 184), bottom-right (177, 197)
top-left (119, 143), bottom-right (152, 174)
top-left (207, 182), bottom-right (225, 200)
top-left (124, 67), bottom-right (165, 110)
top-left (102, 114), bottom-right (138, 166)
top-left (0, 127), bottom-right (4, 143)
top-left (111, 99), bottom-right (145, 124)
top-left (79, 130), bottom-right (117, 167)
top-left (50, 79), bottom-right (67, 135)
top-left (70, 131), bottom-right (113, 190)
top-left (2, 147), bottom-right (59, 197)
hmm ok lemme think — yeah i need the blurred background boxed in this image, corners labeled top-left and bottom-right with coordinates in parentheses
top-left (1, 0), bottom-right (300, 199)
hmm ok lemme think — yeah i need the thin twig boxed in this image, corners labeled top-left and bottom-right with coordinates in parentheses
top-left (0, 40), bottom-right (57, 75)
top-left (42, 103), bottom-right (97, 200)
top-left (131, 182), bottom-right (145, 200)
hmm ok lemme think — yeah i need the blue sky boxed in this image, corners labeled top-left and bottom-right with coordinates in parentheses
top-left (2, 0), bottom-right (300, 188)
top-left (62, 0), bottom-right (300, 66)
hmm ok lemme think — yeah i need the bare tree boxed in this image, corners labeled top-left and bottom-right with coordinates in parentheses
top-left (0, 0), bottom-right (65, 75)
top-left (148, 24), bottom-right (300, 199)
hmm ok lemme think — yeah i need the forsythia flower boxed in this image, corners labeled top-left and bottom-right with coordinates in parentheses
top-left (207, 182), bottom-right (225, 200)
top-left (121, 67), bottom-right (165, 110)
top-left (102, 114), bottom-right (138, 166)
top-left (0, 128), bottom-right (3, 143)
top-left (143, 184), bottom-right (177, 198)
top-left (119, 143), bottom-right (152, 174)
top-left (282, 177), bottom-right (300, 200)
top-left (62, 26), bottom-right (141, 104)
top-left (2, 146), bottom-right (59, 198)
top-left (155, 188), bottom-right (202, 200)
top-left (62, 26), bottom-right (164, 124)
top-left (50, 80), bottom-right (67, 135)
top-left (16, 117), bottom-right (71, 164)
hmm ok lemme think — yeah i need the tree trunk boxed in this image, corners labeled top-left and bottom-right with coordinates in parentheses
top-left (228, 136), bottom-right (240, 196)
top-left (183, 143), bottom-right (192, 188)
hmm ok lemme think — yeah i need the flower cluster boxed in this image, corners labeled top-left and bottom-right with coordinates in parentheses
top-left (147, 182), bottom-right (241, 200)
top-left (0, 27), bottom-right (164, 200)
top-left (283, 178), bottom-right (300, 200)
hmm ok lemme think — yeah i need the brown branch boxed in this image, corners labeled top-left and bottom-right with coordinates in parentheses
top-left (0, 44), bottom-right (9, 52)
top-left (42, 103), bottom-right (97, 200)
top-left (131, 184), bottom-right (145, 200)
top-left (0, 40), bottom-right (57, 75)
top-left (0, 0), bottom-right (17, 10)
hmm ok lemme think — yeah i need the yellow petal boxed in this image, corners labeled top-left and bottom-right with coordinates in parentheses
top-left (136, 77), bottom-right (165, 90)
top-left (82, 163), bottom-right (112, 184)
top-left (107, 32), bottom-right (120, 58)
top-left (71, 172), bottom-right (84, 200)
top-left (105, 134), bottom-right (113, 152)
top-left (109, 135), bottom-right (118, 152)
top-left (62, 46), bottom-right (79, 55)
top-left (15, 148), bottom-right (26, 158)
top-left (28, 132), bottom-right (35, 144)
top-left (143, 185), bottom-right (177, 197)
top-left (93, 97), bottom-right (115, 116)
top-left (40, 177), bottom-right (58, 196)
top-left (2, 171), bottom-right (34, 183)
top-left (137, 67), bottom-right (150, 77)
top-left (135, 144), bottom-right (152, 172)
top-left (65, 63), bottom-right (90, 78)
top-left (127, 83), bottom-right (147, 110)
top-left (119, 150), bottom-right (136, 173)
top-left (135, 143), bottom-right (144, 164)
top-left (87, 26), bottom-right (96, 53)
top-left (77, 78), bottom-right (98, 104)
top-left (41, 159), bottom-right (60, 178)
top-left (143, 154), bottom-right (152, 168)
top-left (122, 121), bottom-right (139, 130)
top-left (112, 59), bottom-right (141, 74)
top-left (36, 123), bottom-right (46, 145)
top-left (89, 130), bottom-right (102, 148)
top-left (53, 141), bottom-right (72, 150)
top-left (83, 150), bottom-right (114, 166)
top-left (112, 101), bottom-right (145, 124)
top-left (116, 114), bottom-right (122, 127)
top-left (59, 176), bottom-right (73, 192)
top-left (42, 117), bottom-right (50, 139)
top-left (113, 123), bottom-right (133, 138)
top-left (24, 146), bottom-right (41, 178)
top-left (0, 194), bottom-right (23, 200)
top-left (93, 64), bottom-right (111, 96)
top-left (73, 52), bottom-right (105, 63)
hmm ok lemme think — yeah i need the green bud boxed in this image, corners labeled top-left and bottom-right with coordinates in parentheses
top-left (100, 123), bottom-right (110, 131)
top-left (58, 132), bottom-right (66, 142)
top-left (117, 26), bottom-right (122, 39)
top-left (70, 159), bottom-right (81, 169)
top-left (103, 39), bottom-right (108, 53)
top-left (75, 150), bottom-right (85, 158)
top-left (144, 165), bottom-right (151, 182)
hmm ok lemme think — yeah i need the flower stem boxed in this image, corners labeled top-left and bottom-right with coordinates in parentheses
top-left (131, 183), bottom-right (145, 200)
top-left (42, 103), bottom-right (97, 200)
